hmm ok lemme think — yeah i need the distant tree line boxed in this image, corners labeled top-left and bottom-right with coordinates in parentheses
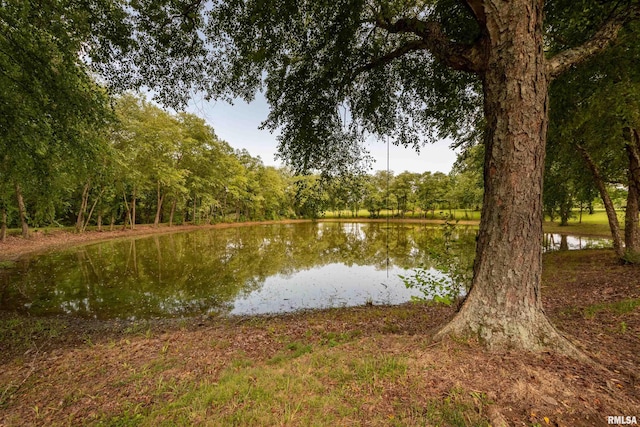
top-left (0, 93), bottom-right (486, 239)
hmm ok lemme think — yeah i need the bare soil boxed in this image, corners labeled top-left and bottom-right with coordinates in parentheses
top-left (0, 224), bottom-right (639, 426)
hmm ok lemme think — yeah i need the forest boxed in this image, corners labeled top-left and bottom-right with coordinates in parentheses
top-left (1, 93), bottom-right (486, 235)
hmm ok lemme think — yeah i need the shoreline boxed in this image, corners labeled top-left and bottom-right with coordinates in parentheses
top-left (0, 218), bottom-right (471, 261)
top-left (0, 216), bottom-right (612, 262)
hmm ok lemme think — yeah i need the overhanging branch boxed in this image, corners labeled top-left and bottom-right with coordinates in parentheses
top-left (546, 4), bottom-right (640, 80)
top-left (373, 15), bottom-right (485, 73)
top-left (462, 0), bottom-right (486, 26)
top-left (356, 39), bottom-right (428, 74)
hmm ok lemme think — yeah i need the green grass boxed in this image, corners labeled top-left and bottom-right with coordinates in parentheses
top-left (0, 316), bottom-right (66, 351)
top-left (323, 207), bottom-right (620, 228)
top-left (93, 343), bottom-right (491, 427)
top-left (583, 298), bottom-right (640, 319)
top-left (396, 388), bottom-right (492, 427)
top-left (542, 209), bottom-right (623, 238)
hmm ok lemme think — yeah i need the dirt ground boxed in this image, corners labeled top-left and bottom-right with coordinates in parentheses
top-left (1, 225), bottom-right (639, 426)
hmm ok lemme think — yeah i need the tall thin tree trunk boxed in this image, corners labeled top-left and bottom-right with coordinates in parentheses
top-left (154, 180), bottom-right (164, 228)
top-left (436, 1), bottom-right (574, 353)
top-left (1, 206), bottom-right (6, 241)
top-left (169, 198), bottom-right (177, 227)
top-left (76, 182), bottom-right (90, 233)
top-left (193, 194), bottom-right (198, 224)
top-left (131, 187), bottom-right (137, 230)
top-left (97, 212), bottom-right (102, 232)
top-left (577, 144), bottom-right (625, 259)
top-left (122, 192), bottom-right (132, 231)
top-left (82, 190), bottom-right (103, 233)
top-left (14, 182), bottom-right (28, 238)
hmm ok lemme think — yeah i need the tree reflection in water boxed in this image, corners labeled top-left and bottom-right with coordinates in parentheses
top-left (5, 223), bottom-right (607, 319)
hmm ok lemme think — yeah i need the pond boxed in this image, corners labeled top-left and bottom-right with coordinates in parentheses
top-left (0, 222), bottom-right (611, 320)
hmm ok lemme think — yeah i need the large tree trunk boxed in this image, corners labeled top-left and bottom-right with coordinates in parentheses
top-left (14, 182), bottom-right (28, 238)
top-left (577, 144), bottom-right (625, 259)
top-left (436, 1), bottom-right (576, 353)
top-left (625, 129), bottom-right (640, 257)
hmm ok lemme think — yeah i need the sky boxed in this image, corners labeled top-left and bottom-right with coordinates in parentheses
top-left (186, 93), bottom-right (459, 174)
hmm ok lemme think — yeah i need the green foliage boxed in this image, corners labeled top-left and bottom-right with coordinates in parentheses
top-left (106, 0), bottom-right (484, 175)
top-left (399, 220), bottom-right (475, 305)
top-left (546, 18), bottom-right (640, 232)
top-left (0, 0), bottom-right (129, 234)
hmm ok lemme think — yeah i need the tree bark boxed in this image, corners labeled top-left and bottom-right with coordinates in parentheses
top-left (82, 189), bottom-right (103, 233)
top-left (576, 144), bottom-right (625, 259)
top-left (625, 128), bottom-right (640, 257)
top-left (1, 206), bottom-right (6, 241)
top-left (14, 182), bottom-right (28, 238)
top-left (122, 192), bottom-right (132, 231)
top-left (169, 198), bottom-right (177, 227)
top-left (154, 180), bottom-right (164, 228)
top-left (76, 182), bottom-right (90, 233)
top-left (131, 187), bottom-right (137, 230)
top-left (435, 1), bottom-right (577, 353)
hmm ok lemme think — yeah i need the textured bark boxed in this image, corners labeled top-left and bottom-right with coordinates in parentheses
top-left (435, 1), bottom-right (578, 353)
top-left (577, 145), bottom-right (625, 259)
top-left (14, 182), bottom-right (28, 239)
top-left (625, 129), bottom-right (640, 257)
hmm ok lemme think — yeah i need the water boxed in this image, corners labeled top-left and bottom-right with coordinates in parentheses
top-left (542, 233), bottom-right (610, 252)
top-left (0, 222), bottom-right (610, 319)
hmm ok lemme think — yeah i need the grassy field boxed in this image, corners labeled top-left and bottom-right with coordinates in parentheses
top-left (323, 208), bottom-right (618, 237)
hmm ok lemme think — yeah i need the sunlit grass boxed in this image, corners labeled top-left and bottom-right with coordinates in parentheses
top-left (93, 341), bottom-right (494, 427)
top-left (583, 298), bottom-right (640, 319)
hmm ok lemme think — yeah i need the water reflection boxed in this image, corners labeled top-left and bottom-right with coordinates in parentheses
top-left (0, 223), bottom-right (610, 319)
top-left (542, 233), bottom-right (610, 252)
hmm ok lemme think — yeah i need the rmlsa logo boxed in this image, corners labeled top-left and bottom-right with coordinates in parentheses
top-left (608, 416), bottom-right (638, 425)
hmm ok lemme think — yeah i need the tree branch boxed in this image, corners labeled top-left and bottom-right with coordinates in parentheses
top-left (356, 39), bottom-right (428, 73)
top-left (372, 16), bottom-right (485, 73)
top-left (546, 4), bottom-right (640, 80)
top-left (462, 0), bottom-right (486, 26)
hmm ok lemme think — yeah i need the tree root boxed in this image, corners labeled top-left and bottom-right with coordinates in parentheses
top-left (434, 306), bottom-right (592, 363)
